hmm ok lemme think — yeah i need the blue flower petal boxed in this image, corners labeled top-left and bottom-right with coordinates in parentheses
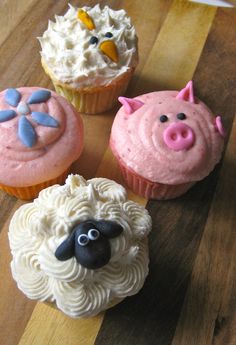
top-left (28, 90), bottom-right (51, 104)
top-left (5, 88), bottom-right (21, 107)
top-left (0, 110), bottom-right (17, 122)
top-left (31, 112), bottom-right (59, 128)
top-left (18, 116), bottom-right (37, 147)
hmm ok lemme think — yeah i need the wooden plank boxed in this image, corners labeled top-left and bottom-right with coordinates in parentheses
top-left (93, 1), bottom-right (217, 345)
top-left (13, 1), bottom-right (171, 345)
top-left (0, 0), bottom-right (38, 46)
top-left (171, 113), bottom-right (236, 345)
top-left (18, 304), bottom-right (104, 345)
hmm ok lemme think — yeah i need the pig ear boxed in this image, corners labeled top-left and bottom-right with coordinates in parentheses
top-left (215, 116), bottom-right (225, 138)
top-left (118, 96), bottom-right (144, 114)
top-left (176, 81), bottom-right (195, 103)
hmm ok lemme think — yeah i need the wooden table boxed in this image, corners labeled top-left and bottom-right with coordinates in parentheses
top-left (0, 1), bottom-right (236, 344)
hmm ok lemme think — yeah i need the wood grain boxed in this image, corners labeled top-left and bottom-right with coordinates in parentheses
top-left (0, 1), bottom-right (236, 345)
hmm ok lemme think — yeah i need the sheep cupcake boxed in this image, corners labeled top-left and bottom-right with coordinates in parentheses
top-left (0, 87), bottom-right (83, 200)
top-left (110, 81), bottom-right (225, 199)
top-left (9, 174), bottom-right (151, 318)
top-left (39, 4), bottom-right (138, 114)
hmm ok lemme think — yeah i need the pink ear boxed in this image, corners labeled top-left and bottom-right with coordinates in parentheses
top-left (215, 116), bottom-right (225, 138)
top-left (176, 81), bottom-right (195, 103)
top-left (118, 96), bottom-right (144, 114)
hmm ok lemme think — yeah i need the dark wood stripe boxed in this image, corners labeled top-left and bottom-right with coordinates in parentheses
top-left (94, 6), bottom-right (236, 345)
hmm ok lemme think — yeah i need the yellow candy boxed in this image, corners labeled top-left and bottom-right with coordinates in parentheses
top-left (99, 40), bottom-right (119, 63)
top-left (77, 9), bottom-right (95, 30)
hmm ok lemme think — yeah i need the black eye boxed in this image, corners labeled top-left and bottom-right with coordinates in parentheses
top-left (78, 234), bottom-right (89, 246)
top-left (105, 32), bottom-right (113, 38)
top-left (90, 36), bottom-right (98, 45)
top-left (159, 115), bottom-right (168, 123)
top-left (177, 113), bottom-right (186, 120)
top-left (88, 229), bottom-right (100, 241)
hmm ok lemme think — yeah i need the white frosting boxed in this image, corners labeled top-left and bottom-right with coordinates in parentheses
top-left (39, 4), bottom-right (138, 88)
top-left (9, 175), bottom-right (151, 318)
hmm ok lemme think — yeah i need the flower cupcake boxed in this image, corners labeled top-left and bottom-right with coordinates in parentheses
top-left (9, 174), bottom-right (151, 318)
top-left (39, 4), bottom-right (138, 114)
top-left (0, 87), bottom-right (83, 200)
top-left (110, 81), bottom-right (225, 200)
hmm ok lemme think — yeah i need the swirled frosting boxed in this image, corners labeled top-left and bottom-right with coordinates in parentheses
top-left (0, 87), bottom-right (83, 186)
top-left (9, 175), bottom-right (151, 318)
top-left (110, 91), bottom-right (224, 184)
top-left (38, 4), bottom-right (138, 88)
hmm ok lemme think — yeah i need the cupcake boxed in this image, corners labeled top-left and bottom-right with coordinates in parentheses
top-left (0, 87), bottom-right (83, 200)
top-left (38, 4), bottom-right (138, 114)
top-left (9, 174), bottom-right (151, 318)
top-left (110, 81), bottom-right (225, 200)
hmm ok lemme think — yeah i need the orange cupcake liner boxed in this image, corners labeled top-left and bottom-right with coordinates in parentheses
top-left (0, 168), bottom-right (70, 200)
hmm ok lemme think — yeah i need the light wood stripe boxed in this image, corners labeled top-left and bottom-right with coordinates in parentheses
top-left (17, 1), bottom-right (216, 344)
top-left (171, 116), bottom-right (236, 345)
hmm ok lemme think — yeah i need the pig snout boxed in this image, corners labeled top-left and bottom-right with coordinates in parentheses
top-left (163, 123), bottom-right (195, 151)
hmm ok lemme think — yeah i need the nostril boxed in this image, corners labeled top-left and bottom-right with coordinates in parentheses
top-left (171, 133), bottom-right (177, 140)
top-left (181, 130), bottom-right (188, 138)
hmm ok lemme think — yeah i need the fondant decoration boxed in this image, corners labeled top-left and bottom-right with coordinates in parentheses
top-left (159, 115), bottom-right (168, 123)
top-left (163, 122), bottom-right (195, 151)
top-left (105, 32), bottom-right (113, 38)
top-left (55, 219), bottom-right (123, 269)
top-left (17, 101), bottom-right (31, 115)
top-left (215, 116), bottom-right (225, 138)
top-left (31, 112), bottom-right (59, 127)
top-left (18, 116), bottom-right (37, 148)
top-left (176, 80), bottom-right (195, 103)
top-left (77, 9), bottom-right (95, 30)
top-left (5, 88), bottom-right (21, 107)
top-left (118, 96), bottom-right (144, 114)
top-left (90, 36), bottom-right (98, 45)
top-left (99, 40), bottom-right (119, 63)
top-left (28, 90), bottom-right (51, 104)
top-left (177, 112), bottom-right (186, 120)
top-left (1, 88), bottom-right (59, 147)
top-left (0, 110), bottom-right (17, 122)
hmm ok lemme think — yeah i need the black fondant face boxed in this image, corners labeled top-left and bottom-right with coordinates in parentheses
top-left (55, 220), bottom-right (123, 269)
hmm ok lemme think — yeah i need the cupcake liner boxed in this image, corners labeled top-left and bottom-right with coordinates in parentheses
top-left (0, 168), bottom-right (70, 200)
top-left (42, 59), bottom-right (134, 114)
top-left (118, 160), bottom-right (195, 200)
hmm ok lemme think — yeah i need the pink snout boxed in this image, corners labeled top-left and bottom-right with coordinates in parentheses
top-left (163, 123), bottom-right (195, 151)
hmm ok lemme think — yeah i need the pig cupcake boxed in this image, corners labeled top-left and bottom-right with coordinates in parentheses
top-left (110, 81), bottom-right (225, 200)
top-left (0, 87), bottom-right (83, 200)
top-left (9, 174), bottom-right (152, 318)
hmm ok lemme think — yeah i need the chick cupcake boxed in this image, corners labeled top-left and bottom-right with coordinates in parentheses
top-left (9, 174), bottom-right (151, 318)
top-left (110, 81), bottom-right (225, 200)
top-left (0, 87), bottom-right (83, 200)
top-left (39, 4), bottom-right (138, 114)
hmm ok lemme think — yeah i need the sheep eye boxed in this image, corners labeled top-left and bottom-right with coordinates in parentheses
top-left (90, 36), bottom-right (98, 45)
top-left (105, 32), bottom-right (113, 38)
top-left (177, 113), bottom-right (186, 120)
top-left (159, 115), bottom-right (168, 123)
top-left (88, 229), bottom-right (100, 240)
top-left (78, 234), bottom-right (89, 246)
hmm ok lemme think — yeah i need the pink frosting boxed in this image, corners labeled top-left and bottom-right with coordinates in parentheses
top-left (0, 87), bottom-right (83, 187)
top-left (110, 90), bottom-right (224, 185)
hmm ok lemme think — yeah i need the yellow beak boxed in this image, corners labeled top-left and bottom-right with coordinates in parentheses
top-left (77, 9), bottom-right (95, 31)
top-left (99, 40), bottom-right (119, 63)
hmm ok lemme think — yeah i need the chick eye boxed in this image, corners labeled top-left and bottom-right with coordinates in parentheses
top-left (177, 113), bottom-right (186, 120)
top-left (89, 36), bottom-right (98, 45)
top-left (78, 234), bottom-right (89, 246)
top-left (105, 32), bottom-right (113, 38)
top-left (159, 115), bottom-right (168, 123)
top-left (88, 229), bottom-right (100, 241)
